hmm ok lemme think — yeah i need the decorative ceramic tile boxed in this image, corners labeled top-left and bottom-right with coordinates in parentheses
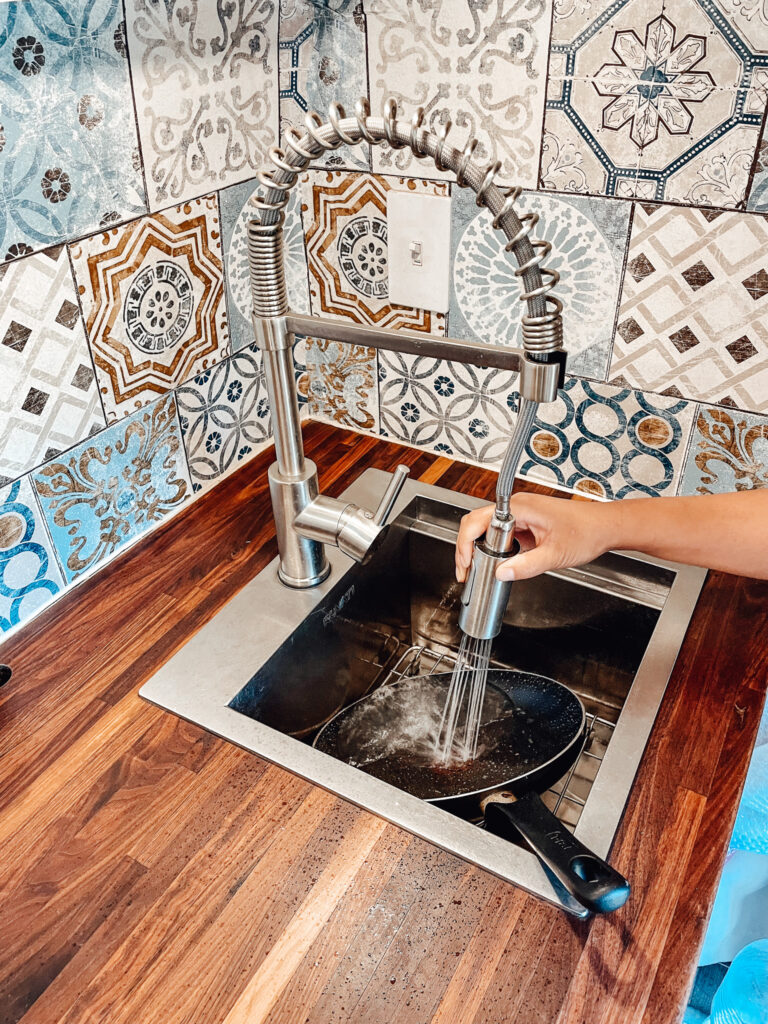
top-left (0, 475), bottom-right (64, 634)
top-left (0, 0), bottom-right (146, 260)
top-left (279, 0), bottom-right (369, 171)
top-left (521, 378), bottom-right (694, 497)
top-left (0, 247), bottom-right (105, 484)
top-left (609, 204), bottom-right (768, 413)
top-left (680, 404), bottom-right (768, 494)
top-left (176, 345), bottom-right (273, 494)
top-left (747, 119), bottom-right (768, 212)
top-left (542, 0), bottom-right (767, 204)
top-left (449, 187), bottom-right (631, 380)
top-left (220, 179), bottom-right (310, 354)
top-left (70, 196), bottom-right (229, 424)
top-left (298, 338), bottom-right (379, 431)
top-left (366, 0), bottom-right (553, 187)
top-left (300, 170), bottom-right (447, 333)
top-left (378, 351), bottom-right (519, 464)
top-left (32, 392), bottom-right (191, 583)
top-left (125, 0), bottom-right (279, 210)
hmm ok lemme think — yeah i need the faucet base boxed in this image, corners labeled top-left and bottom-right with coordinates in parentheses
top-left (268, 461), bottom-right (330, 588)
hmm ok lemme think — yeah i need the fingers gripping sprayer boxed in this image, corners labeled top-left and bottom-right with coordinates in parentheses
top-left (458, 512), bottom-right (518, 641)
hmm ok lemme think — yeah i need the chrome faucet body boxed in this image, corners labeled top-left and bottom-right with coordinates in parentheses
top-left (249, 98), bottom-right (567, 618)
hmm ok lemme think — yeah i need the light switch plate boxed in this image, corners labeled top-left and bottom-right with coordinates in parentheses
top-left (387, 190), bottom-right (451, 313)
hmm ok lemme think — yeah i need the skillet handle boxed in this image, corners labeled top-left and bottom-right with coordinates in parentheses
top-left (484, 792), bottom-right (630, 914)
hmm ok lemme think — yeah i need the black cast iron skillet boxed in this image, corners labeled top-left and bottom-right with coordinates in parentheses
top-left (313, 669), bottom-right (630, 914)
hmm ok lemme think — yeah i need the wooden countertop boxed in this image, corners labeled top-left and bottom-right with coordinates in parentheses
top-left (2, 421), bottom-right (767, 1024)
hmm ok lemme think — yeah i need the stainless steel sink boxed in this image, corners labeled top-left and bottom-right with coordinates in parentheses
top-left (140, 470), bottom-right (706, 916)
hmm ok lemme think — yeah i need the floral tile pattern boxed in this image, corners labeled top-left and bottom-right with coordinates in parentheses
top-left (542, 0), bottom-right (767, 205)
top-left (32, 392), bottom-right (191, 583)
top-left (0, 247), bottom-right (105, 484)
top-left (279, 0), bottom-right (369, 171)
top-left (0, 0), bottom-right (146, 261)
top-left (679, 404), bottom-right (768, 494)
top-left (609, 204), bottom-right (768, 413)
top-left (298, 338), bottom-right (379, 432)
top-left (70, 196), bottom-right (229, 424)
top-left (520, 377), bottom-right (695, 497)
top-left (449, 187), bottom-right (631, 380)
top-left (124, 0), bottom-right (279, 210)
top-left (378, 351), bottom-right (519, 465)
top-left (366, 0), bottom-right (553, 187)
top-left (300, 170), bottom-right (447, 333)
top-left (220, 178), bottom-right (310, 354)
top-left (176, 345), bottom-right (273, 494)
top-left (0, 474), bottom-right (64, 633)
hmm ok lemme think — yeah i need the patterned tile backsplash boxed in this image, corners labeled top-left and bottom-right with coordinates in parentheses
top-left (32, 392), bottom-right (191, 584)
top-left (0, 0), bottom-right (146, 260)
top-left (70, 196), bottom-right (229, 424)
top-left (1, 0), bottom-right (766, 638)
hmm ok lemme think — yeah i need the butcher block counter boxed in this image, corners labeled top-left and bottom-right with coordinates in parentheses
top-left (1, 421), bottom-right (767, 1024)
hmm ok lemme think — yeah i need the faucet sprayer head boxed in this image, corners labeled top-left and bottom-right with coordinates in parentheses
top-left (458, 514), bottom-right (518, 641)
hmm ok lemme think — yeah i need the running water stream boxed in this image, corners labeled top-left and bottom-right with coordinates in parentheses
top-left (434, 632), bottom-right (493, 765)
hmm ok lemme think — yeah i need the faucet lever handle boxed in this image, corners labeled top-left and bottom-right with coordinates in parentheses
top-left (372, 464), bottom-right (410, 527)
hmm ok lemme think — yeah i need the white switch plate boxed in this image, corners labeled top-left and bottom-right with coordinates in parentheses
top-left (387, 190), bottom-right (452, 313)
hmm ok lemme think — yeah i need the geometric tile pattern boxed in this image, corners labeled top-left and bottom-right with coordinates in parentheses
top-left (610, 205), bottom-right (768, 413)
top-left (0, 0), bottom-right (146, 261)
top-left (0, 248), bottom-right (105, 484)
top-left (520, 378), bottom-right (696, 498)
top-left (378, 351), bottom-right (520, 465)
top-left (679, 404), bottom-right (768, 494)
top-left (176, 345), bottom-right (273, 494)
top-left (220, 179), bottom-right (310, 354)
top-left (0, 475), bottom-right (64, 634)
top-left (70, 197), bottom-right (229, 423)
top-left (124, 0), bottom-right (279, 211)
top-left (366, 0), bottom-right (553, 187)
top-left (449, 188), bottom-right (631, 381)
top-left (279, 0), bottom-right (369, 171)
top-left (32, 392), bottom-right (191, 583)
top-left (541, 0), bottom-right (767, 205)
top-left (298, 338), bottom-right (379, 432)
top-left (300, 170), bottom-right (447, 333)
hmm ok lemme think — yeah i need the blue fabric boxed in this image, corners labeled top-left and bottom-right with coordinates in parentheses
top-left (705, 941), bottom-right (768, 1024)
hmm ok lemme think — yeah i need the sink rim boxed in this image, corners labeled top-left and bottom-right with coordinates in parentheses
top-left (139, 468), bottom-right (707, 917)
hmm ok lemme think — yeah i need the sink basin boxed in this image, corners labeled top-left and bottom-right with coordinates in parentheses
top-left (140, 469), bottom-right (706, 916)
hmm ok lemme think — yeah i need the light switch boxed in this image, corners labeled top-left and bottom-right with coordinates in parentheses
top-left (387, 190), bottom-right (451, 312)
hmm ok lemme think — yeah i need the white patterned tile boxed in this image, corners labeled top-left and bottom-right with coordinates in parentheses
top-left (125, 0), bottom-right (279, 210)
top-left (298, 339), bottom-right (379, 432)
top-left (70, 196), bottom-right (229, 424)
top-left (366, 0), bottom-right (553, 187)
top-left (680, 404), bottom-right (768, 494)
top-left (0, 247), bottom-right (105, 484)
top-left (449, 188), bottom-right (630, 380)
top-left (176, 346), bottom-right (273, 494)
top-left (610, 205), bottom-right (768, 413)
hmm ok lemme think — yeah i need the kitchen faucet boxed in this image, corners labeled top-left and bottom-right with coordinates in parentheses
top-left (248, 97), bottom-right (567, 641)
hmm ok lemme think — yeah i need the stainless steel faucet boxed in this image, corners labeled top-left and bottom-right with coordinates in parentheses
top-left (248, 98), bottom-right (567, 631)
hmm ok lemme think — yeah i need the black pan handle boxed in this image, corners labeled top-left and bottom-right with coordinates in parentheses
top-left (484, 791), bottom-right (630, 914)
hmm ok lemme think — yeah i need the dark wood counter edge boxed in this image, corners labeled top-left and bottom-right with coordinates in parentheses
top-left (1, 421), bottom-right (766, 1024)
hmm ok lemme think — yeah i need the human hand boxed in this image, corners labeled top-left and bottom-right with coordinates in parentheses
top-left (455, 493), bottom-right (614, 583)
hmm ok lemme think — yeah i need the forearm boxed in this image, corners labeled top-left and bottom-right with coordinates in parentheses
top-left (601, 491), bottom-right (768, 579)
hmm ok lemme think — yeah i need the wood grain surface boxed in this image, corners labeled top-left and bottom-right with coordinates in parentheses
top-left (1, 421), bottom-right (766, 1024)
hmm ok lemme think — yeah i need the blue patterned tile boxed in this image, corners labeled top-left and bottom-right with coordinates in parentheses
top-left (449, 188), bottom-right (630, 380)
top-left (0, 0), bottom-right (146, 261)
top-left (747, 121), bottom-right (768, 212)
top-left (521, 378), bottom-right (696, 497)
top-left (0, 474), bottom-right (64, 633)
top-left (176, 346), bottom-right (273, 494)
top-left (279, 0), bottom-right (369, 171)
top-left (298, 339), bottom-right (379, 432)
top-left (542, 0), bottom-right (767, 205)
top-left (220, 179), bottom-right (310, 354)
top-left (679, 404), bottom-right (768, 494)
top-left (32, 392), bottom-right (191, 583)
